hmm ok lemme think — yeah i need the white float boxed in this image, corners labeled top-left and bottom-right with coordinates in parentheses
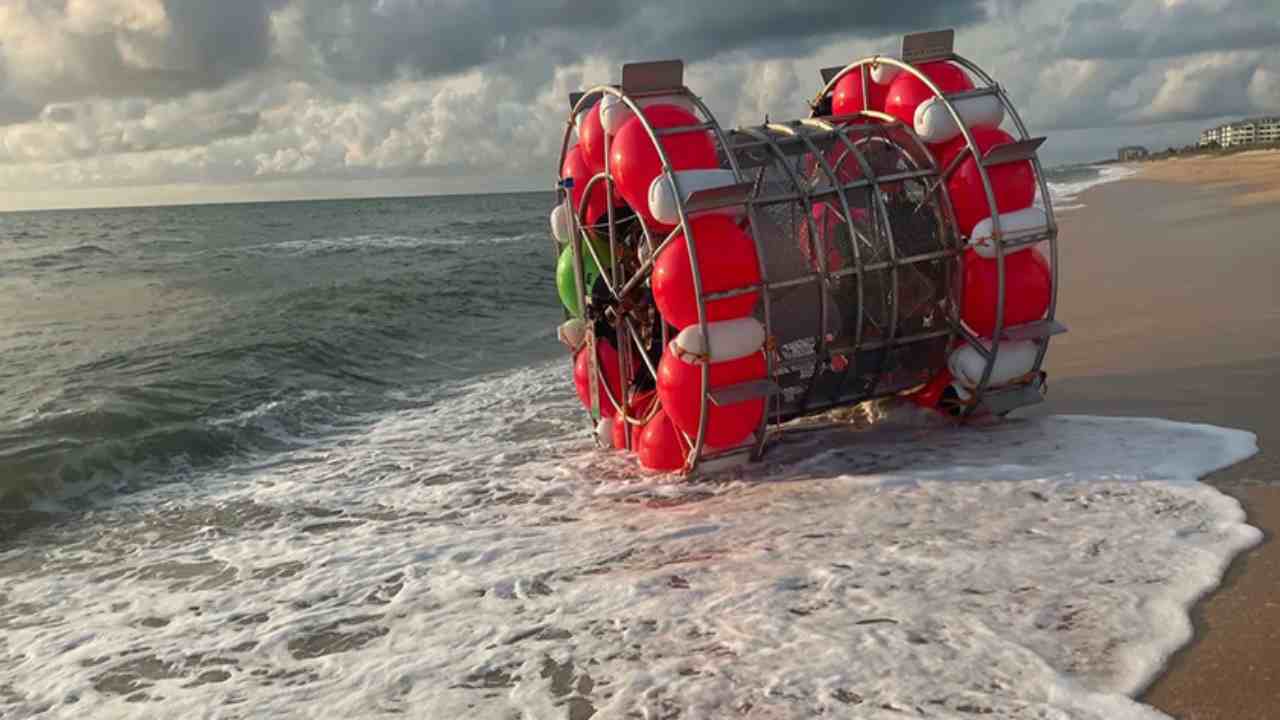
top-left (596, 418), bottom-right (615, 448)
top-left (948, 340), bottom-right (1039, 389)
top-left (914, 93), bottom-right (1004, 145)
top-left (599, 93), bottom-right (700, 135)
top-left (968, 206), bottom-right (1048, 256)
top-left (673, 318), bottom-right (765, 364)
top-left (550, 204), bottom-right (573, 246)
top-left (557, 319), bottom-right (588, 351)
top-left (647, 169), bottom-right (742, 227)
top-left (871, 62), bottom-right (901, 85)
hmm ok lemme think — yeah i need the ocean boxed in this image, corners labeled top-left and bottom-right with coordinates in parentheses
top-left (0, 180), bottom-right (1257, 719)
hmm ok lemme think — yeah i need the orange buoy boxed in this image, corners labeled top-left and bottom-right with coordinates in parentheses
top-left (610, 104), bottom-right (719, 226)
top-left (960, 247), bottom-right (1051, 338)
top-left (657, 347), bottom-right (766, 448)
top-left (938, 127), bottom-right (1036, 238)
top-left (652, 215), bottom-right (761, 330)
top-left (573, 339), bottom-right (624, 418)
top-left (884, 61), bottom-right (973, 128)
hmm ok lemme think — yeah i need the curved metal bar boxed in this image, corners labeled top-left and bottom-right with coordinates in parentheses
top-left (573, 172), bottom-right (620, 300)
top-left (950, 55), bottom-right (1060, 379)
top-left (689, 99), bottom-right (776, 463)
top-left (747, 124), bottom-right (830, 414)
top-left (584, 84), bottom-right (716, 472)
top-left (825, 130), bottom-right (899, 398)
top-left (799, 119), bottom-right (867, 375)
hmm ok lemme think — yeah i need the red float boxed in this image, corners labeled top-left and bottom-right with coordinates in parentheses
top-left (561, 144), bottom-right (612, 228)
top-left (612, 390), bottom-right (657, 451)
top-left (939, 127), bottom-right (1037, 238)
top-left (832, 67), bottom-right (889, 117)
top-left (906, 367), bottom-right (955, 410)
top-left (610, 104), bottom-right (719, 225)
top-left (960, 247), bottom-right (1051, 337)
top-left (573, 339), bottom-right (624, 418)
top-left (884, 61), bottom-right (973, 128)
top-left (637, 408), bottom-right (688, 471)
top-left (578, 103), bottom-right (607, 175)
top-left (657, 348), bottom-right (766, 448)
top-left (652, 215), bottom-right (761, 330)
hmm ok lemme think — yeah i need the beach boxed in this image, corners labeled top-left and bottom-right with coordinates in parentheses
top-left (1035, 153), bottom-right (1280, 718)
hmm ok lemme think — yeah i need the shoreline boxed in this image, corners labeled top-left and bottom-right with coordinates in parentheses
top-left (1040, 166), bottom-right (1280, 718)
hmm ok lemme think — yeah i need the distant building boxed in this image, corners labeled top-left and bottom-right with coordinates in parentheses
top-left (1117, 145), bottom-right (1149, 161)
top-left (1200, 117), bottom-right (1280, 148)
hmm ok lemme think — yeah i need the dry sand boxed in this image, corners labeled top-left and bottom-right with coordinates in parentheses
top-left (1027, 162), bottom-right (1280, 718)
top-left (1137, 149), bottom-right (1280, 207)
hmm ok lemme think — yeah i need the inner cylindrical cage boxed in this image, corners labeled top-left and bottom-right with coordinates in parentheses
top-left (727, 120), bottom-right (960, 422)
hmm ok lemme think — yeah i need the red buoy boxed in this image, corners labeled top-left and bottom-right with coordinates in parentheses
top-left (960, 247), bottom-right (1051, 338)
top-left (637, 408), bottom-right (688, 471)
top-left (652, 215), bottom-right (761, 330)
top-left (832, 67), bottom-right (889, 117)
top-left (612, 390), bottom-right (657, 451)
top-left (657, 347), bottom-right (766, 448)
top-left (573, 339), bottom-right (624, 418)
top-left (561, 144), bottom-right (612, 228)
top-left (939, 127), bottom-right (1037, 238)
top-left (884, 61), bottom-right (973, 128)
top-left (610, 104), bottom-right (719, 225)
top-left (578, 103), bottom-right (607, 175)
top-left (907, 367), bottom-right (955, 410)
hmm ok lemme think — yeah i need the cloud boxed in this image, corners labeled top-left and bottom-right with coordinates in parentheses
top-left (0, 0), bottom-right (284, 109)
top-left (0, 0), bottom-right (1278, 202)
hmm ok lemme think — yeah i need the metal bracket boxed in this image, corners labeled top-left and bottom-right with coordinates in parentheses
top-left (622, 60), bottom-right (684, 94)
top-left (902, 29), bottom-right (955, 64)
top-left (685, 183), bottom-right (754, 214)
top-left (981, 376), bottom-right (1046, 415)
top-left (709, 379), bottom-right (779, 407)
top-left (1001, 319), bottom-right (1068, 342)
top-left (981, 137), bottom-right (1046, 167)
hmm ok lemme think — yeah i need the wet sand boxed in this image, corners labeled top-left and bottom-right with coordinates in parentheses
top-left (1028, 170), bottom-right (1280, 717)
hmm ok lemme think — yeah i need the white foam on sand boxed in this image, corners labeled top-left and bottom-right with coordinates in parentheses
top-left (0, 362), bottom-right (1261, 719)
top-left (1046, 165), bottom-right (1140, 211)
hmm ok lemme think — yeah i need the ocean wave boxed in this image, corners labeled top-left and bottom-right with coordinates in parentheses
top-left (1046, 165), bottom-right (1140, 211)
top-left (234, 231), bottom-right (542, 259)
top-left (0, 358), bottom-right (1259, 719)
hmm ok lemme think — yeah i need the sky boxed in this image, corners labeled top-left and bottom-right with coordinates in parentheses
top-left (0, 0), bottom-right (1277, 211)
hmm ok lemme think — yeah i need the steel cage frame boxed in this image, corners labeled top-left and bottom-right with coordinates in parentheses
top-left (553, 40), bottom-right (1059, 474)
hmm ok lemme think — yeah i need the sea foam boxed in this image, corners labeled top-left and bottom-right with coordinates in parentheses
top-left (0, 361), bottom-right (1259, 719)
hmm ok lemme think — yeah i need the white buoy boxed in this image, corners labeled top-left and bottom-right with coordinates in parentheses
top-left (647, 169), bottom-right (742, 227)
top-left (913, 93), bottom-right (1004, 144)
top-left (673, 318), bottom-right (765, 363)
top-left (871, 62), bottom-right (901, 85)
top-left (968, 207), bottom-right (1048, 256)
top-left (550, 204), bottom-right (572, 246)
top-left (596, 418), bottom-right (614, 448)
top-left (557, 319), bottom-right (588, 351)
top-left (948, 340), bottom-right (1039, 389)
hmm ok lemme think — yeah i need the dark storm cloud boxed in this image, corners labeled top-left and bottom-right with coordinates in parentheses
top-left (0, 0), bottom-right (285, 112)
top-left (1056, 0), bottom-right (1280, 60)
top-left (293, 0), bottom-right (993, 84)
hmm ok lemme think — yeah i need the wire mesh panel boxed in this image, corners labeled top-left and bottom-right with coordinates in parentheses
top-left (725, 121), bottom-right (959, 423)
